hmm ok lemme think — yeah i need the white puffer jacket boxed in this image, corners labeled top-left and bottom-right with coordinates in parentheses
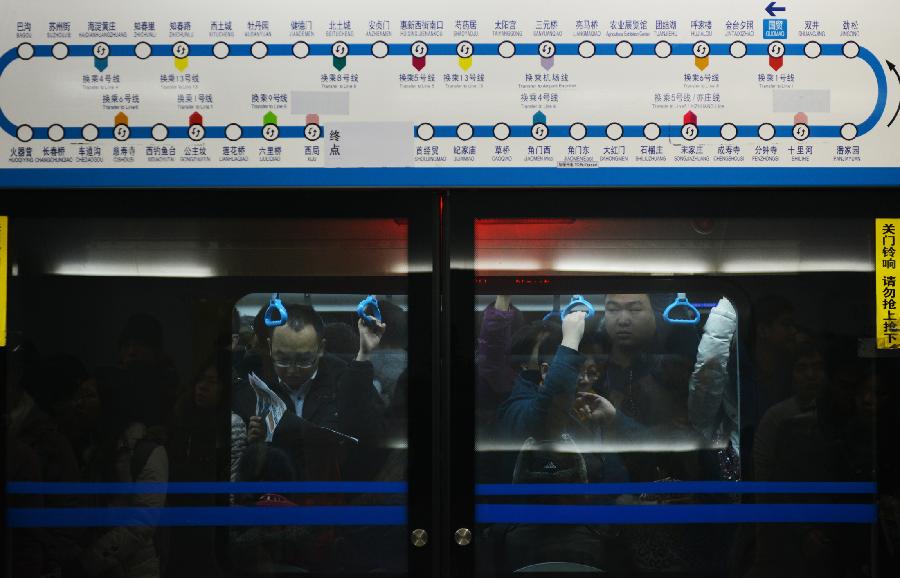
top-left (688, 297), bottom-right (740, 451)
top-left (82, 422), bottom-right (168, 578)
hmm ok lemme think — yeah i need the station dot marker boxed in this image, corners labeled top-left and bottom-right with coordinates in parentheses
top-left (225, 123), bottom-right (242, 141)
top-left (693, 41), bottom-right (710, 59)
top-left (48, 124), bottom-right (65, 142)
top-left (569, 123), bottom-right (587, 140)
top-left (456, 123), bottom-right (474, 141)
top-left (493, 123), bottom-right (510, 141)
top-left (371, 41), bottom-right (389, 59)
top-left (251, 42), bottom-right (268, 59)
top-left (81, 124), bottom-right (99, 141)
top-left (17, 42), bottom-right (34, 60)
top-left (578, 41), bottom-right (595, 59)
top-left (292, 41), bottom-right (310, 59)
top-left (616, 41), bottom-right (633, 59)
top-left (840, 123), bottom-right (858, 141)
top-left (188, 124), bottom-right (205, 141)
top-left (792, 124), bottom-right (810, 141)
top-left (720, 123), bottom-right (738, 141)
top-left (643, 123), bottom-right (661, 140)
top-left (134, 42), bottom-right (152, 60)
top-left (456, 41), bottom-right (473, 59)
top-left (416, 123), bottom-right (434, 141)
top-left (681, 123), bottom-right (698, 141)
top-left (213, 42), bottom-right (230, 59)
top-left (758, 123), bottom-right (776, 141)
top-left (842, 42), bottom-right (860, 59)
top-left (304, 124), bottom-right (321, 141)
top-left (411, 41), bottom-right (429, 58)
top-left (498, 41), bottom-right (516, 59)
top-left (768, 42), bottom-right (785, 59)
top-left (606, 123), bottom-right (624, 140)
top-left (93, 42), bottom-right (110, 59)
top-left (113, 123), bottom-right (130, 141)
top-left (151, 123), bottom-right (169, 141)
top-left (804, 42), bottom-right (821, 59)
top-left (531, 123), bottom-right (548, 140)
top-left (172, 41), bottom-right (190, 59)
top-left (332, 41), bottom-right (349, 59)
top-left (16, 125), bottom-right (33, 142)
top-left (538, 41), bottom-right (556, 59)
top-left (51, 42), bottom-right (69, 60)
top-left (729, 41), bottom-right (747, 59)
top-left (654, 41), bottom-right (671, 59)
top-left (262, 124), bottom-right (279, 141)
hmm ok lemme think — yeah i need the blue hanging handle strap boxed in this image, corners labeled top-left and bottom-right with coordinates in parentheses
top-left (357, 295), bottom-right (382, 327)
top-left (663, 293), bottom-right (701, 325)
top-left (561, 295), bottom-right (595, 320)
top-left (264, 293), bottom-right (288, 327)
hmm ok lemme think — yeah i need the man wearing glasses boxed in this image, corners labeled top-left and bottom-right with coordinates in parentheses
top-left (235, 303), bottom-right (387, 481)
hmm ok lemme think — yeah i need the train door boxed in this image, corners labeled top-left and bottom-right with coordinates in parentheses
top-left (2, 190), bottom-right (440, 578)
top-left (446, 190), bottom-right (899, 577)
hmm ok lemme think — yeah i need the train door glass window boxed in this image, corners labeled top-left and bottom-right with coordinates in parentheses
top-left (471, 217), bottom-right (885, 576)
top-left (4, 217), bottom-right (421, 577)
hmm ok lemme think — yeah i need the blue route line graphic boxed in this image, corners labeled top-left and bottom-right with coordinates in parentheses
top-left (0, 41), bottom-right (888, 142)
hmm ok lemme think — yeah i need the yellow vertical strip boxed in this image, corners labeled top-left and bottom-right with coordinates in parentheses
top-left (876, 218), bottom-right (899, 350)
top-left (0, 216), bottom-right (7, 347)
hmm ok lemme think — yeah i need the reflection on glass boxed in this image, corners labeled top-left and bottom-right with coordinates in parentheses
top-left (5, 218), bottom-right (411, 577)
top-left (473, 218), bottom-right (881, 576)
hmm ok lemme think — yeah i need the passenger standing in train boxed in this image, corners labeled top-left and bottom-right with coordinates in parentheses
top-left (743, 296), bottom-right (799, 430)
top-left (96, 313), bottom-right (180, 430)
top-left (746, 342), bottom-right (839, 578)
top-left (164, 346), bottom-right (230, 578)
top-left (81, 404), bottom-right (169, 578)
top-left (6, 343), bottom-right (84, 577)
top-left (366, 300), bottom-right (408, 407)
top-left (235, 303), bottom-right (387, 482)
top-left (494, 311), bottom-right (628, 454)
top-left (476, 295), bottom-right (525, 425)
top-left (602, 294), bottom-right (674, 427)
top-left (753, 342), bottom-right (829, 482)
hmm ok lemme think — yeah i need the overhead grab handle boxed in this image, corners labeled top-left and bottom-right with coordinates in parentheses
top-left (357, 294), bottom-right (382, 327)
top-left (663, 292), bottom-right (701, 325)
top-left (264, 292), bottom-right (288, 327)
top-left (561, 295), bottom-right (596, 320)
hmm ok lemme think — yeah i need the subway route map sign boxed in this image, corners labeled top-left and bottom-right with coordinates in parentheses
top-left (1, 0), bottom-right (899, 187)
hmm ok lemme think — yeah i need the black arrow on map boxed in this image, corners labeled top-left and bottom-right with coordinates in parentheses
top-left (888, 60), bottom-right (900, 127)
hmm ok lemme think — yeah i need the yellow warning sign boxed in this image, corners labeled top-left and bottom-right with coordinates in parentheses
top-left (876, 218), bottom-right (899, 350)
top-left (0, 216), bottom-right (6, 347)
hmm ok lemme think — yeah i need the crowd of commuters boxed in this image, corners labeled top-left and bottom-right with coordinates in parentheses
top-left (4, 289), bottom-right (897, 577)
top-left (474, 293), bottom-right (893, 576)
top-left (6, 297), bottom-right (410, 576)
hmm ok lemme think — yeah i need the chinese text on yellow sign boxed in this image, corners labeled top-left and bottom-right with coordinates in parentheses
top-left (877, 219), bottom-right (899, 349)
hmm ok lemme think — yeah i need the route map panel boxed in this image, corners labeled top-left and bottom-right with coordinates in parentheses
top-left (1, 0), bottom-right (899, 187)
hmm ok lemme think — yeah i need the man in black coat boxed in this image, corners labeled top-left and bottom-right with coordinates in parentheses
top-left (232, 303), bottom-right (387, 482)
